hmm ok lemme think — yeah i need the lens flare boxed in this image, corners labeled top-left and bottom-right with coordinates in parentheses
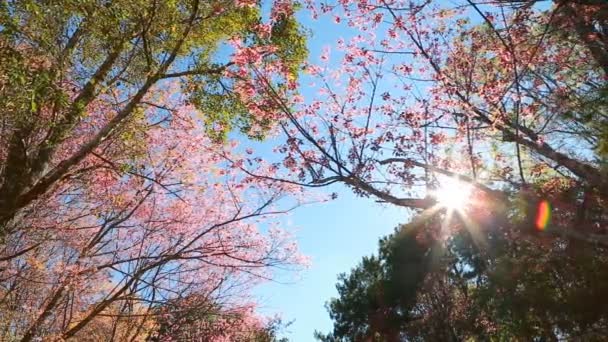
top-left (435, 176), bottom-right (472, 210)
top-left (535, 200), bottom-right (551, 231)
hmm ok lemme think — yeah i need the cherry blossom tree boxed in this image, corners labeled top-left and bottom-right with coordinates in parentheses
top-left (241, 0), bottom-right (608, 247)
top-left (0, 1), bottom-right (307, 340)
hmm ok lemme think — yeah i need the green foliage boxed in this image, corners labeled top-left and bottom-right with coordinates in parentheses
top-left (186, 3), bottom-right (309, 142)
top-left (270, 8), bottom-right (309, 82)
top-left (318, 222), bottom-right (608, 341)
top-left (317, 225), bottom-right (437, 341)
top-left (0, 43), bottom-right (66, 127)
top-left (0, 0), bottom-right (308, 143)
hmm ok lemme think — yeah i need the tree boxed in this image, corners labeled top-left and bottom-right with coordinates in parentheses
top-left (0, 0), bottom-right (307, 230)
top-left (148, 294), bottom-right (290, 341)
top-left (318, 223), bottom-right (608, 341)
top-left (235, 0), bottom-right (608, 247)
top-left (315, 225), bottom-right (437, 342)
top-left (0, 1), bottom-right (307, 340)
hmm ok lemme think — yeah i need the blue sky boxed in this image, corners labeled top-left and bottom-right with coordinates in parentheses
top-left (255, 184), bottom-right (407, 340)
top-left (251, 7), bottom-right (413, 340)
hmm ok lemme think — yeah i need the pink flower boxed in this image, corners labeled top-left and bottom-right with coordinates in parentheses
top-left (320, 46), bottom-right (331, 62)
top-left (235, 0), bottom-right (256, 8)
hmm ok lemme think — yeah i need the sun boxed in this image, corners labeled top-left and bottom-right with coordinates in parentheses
top-left (433, 176), bottom-right (472, 211)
